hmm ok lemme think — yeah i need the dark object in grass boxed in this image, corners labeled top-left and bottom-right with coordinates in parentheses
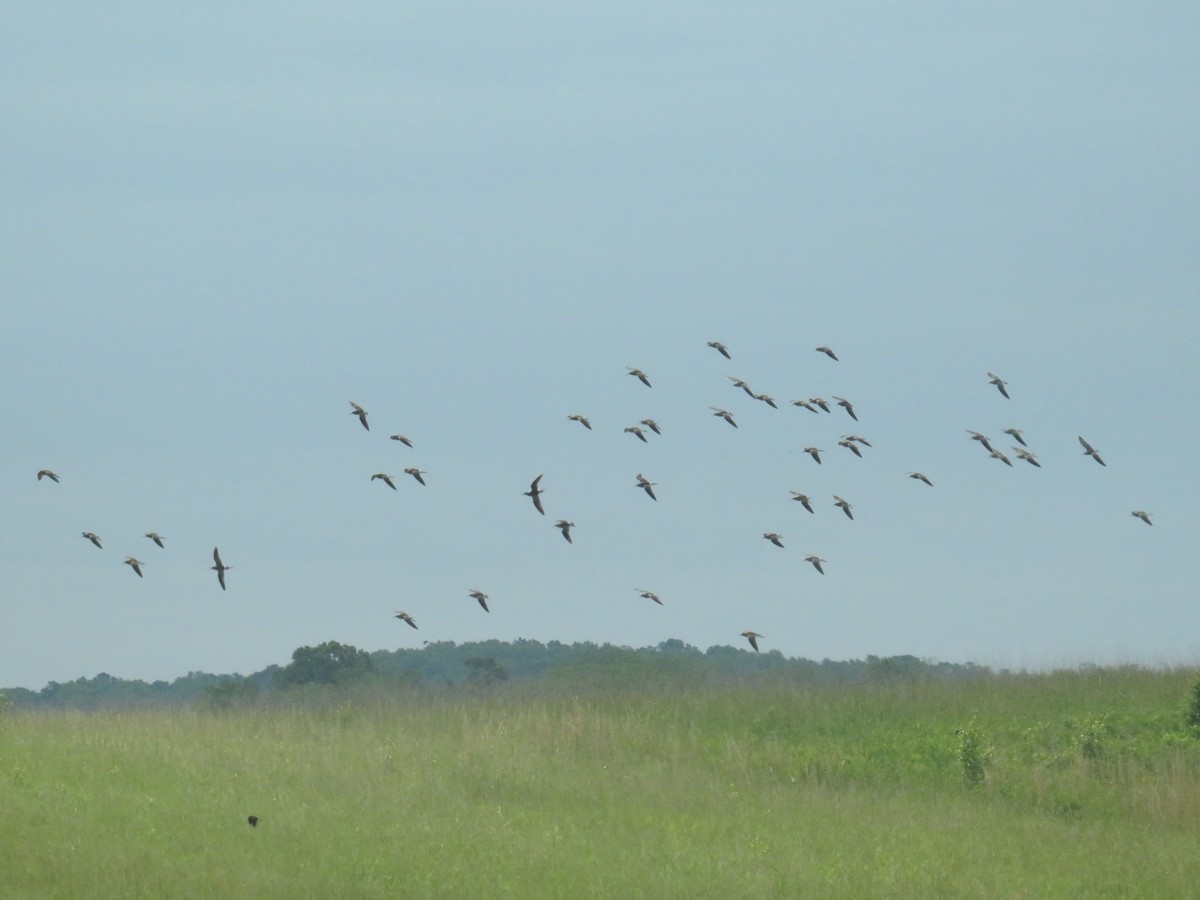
top-left (247, 815), bottom-right (259, 827)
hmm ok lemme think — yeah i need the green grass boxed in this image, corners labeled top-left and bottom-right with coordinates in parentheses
top-left (5, 668), bottom-right (1200, 897)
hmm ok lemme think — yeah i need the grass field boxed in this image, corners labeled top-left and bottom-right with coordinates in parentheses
top-left (5, 667), bottom-right (1200, 898)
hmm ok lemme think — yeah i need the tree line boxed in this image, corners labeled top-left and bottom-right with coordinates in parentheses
top-left (1, 638), bottom-right (993, 712)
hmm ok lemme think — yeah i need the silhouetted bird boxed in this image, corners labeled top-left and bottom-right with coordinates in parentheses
top-left (469, 590), bottom-right (490, 612)
top-left (371, 473), bottom-right (397, 490)
top-left (124, 557), bottom-right (144, 577)
top-left (833, 495), bottom-right (853, 519)
top-left (626, 367), bottom-right (652, 387)
top-left (908, 472), bottom-right (933, 486)
top-left (833, 396), bottom-right (857, 420)
top-left (741, 631), bottom-right (763, 652)
top-left (636, 589), bottom-right (663, 605)
top-left (624, 425), bottom-right (648, 443)
top-left (145, 532), bottom-right (165, 548)
top-left (394, 611), bottom-right (418, 628)
top-left (790, 492), bottom-right (814, 513)
top-left (37, 469), bottom-right (59, 482)
top-left (707, 340), bottom-right (731, 359)
top-left (1131, 510), bottom-right (1153, 526)
top-left (710, 407), bottom-right (737, 428)
top-left (525, 475), bottom-right (545, 515)
top-left (640, 418), bottom-right (661, 435)
top-left (804, 447), bottom-right (824, 464)
top-left (211, 547), bottom-right (231, 590)
top-left (567, 414), bottom-right (592, 430)
top-left (403, 467), bottom-right (427, 486)
top-left (82, 531), bottom-right (102, 549)
top-left (805, 555), bottom-right (826, 575)
top-left (555, 520), bottom-right (575, 543)
top-left (635, 473), bottom-right (657, 501)
top-left (1079, 435), bottom-right (1106, 466)
top-left (1003, 427), bottom-right (1026, 447)
top-left (763, 532), bottom-right (784, 548)
top-left (390, 434), bottom-right (413, 447)
top-left (349, 400), bottom-right (369, 430)
top-left (816, 346), bottom-right (838, 361)
top-left (988, 372), bottom-right (1010, 399)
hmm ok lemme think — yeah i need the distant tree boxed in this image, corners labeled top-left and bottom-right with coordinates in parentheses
top-left (464, 656), bottom-right (508, 687)
top-left (204, 677), bottom-right (260, 710)
top-left (275, 641), bottom-right (375, 687)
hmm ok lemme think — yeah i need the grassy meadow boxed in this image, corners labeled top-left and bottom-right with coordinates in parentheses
top-left (5, 667), bottom-right (1200, 898)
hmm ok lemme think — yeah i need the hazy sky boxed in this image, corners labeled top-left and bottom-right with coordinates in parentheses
top-left (3, 4), bottom-right (1197, 689)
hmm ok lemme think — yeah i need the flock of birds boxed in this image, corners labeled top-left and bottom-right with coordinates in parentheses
top-left (34, 339), bottom-right (1156, 661)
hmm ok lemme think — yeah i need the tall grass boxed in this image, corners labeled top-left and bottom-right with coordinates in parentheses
top-left (4, 667), bottom-right (1200, 897)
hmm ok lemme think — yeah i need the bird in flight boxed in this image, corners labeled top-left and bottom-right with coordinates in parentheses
top-left (753, 392), bottom-right (778, 409)
top-left (763, 532), bottom-right (784, 548)
top-left (525, 475), bottom-right (545, 515)
top-left (640, 418), bottom-right (661, 435)
top-left (1078, 435), bottom-right (1106, 466)
top-left (636, 589), bottom-right (663, 605)
top-left (990, 448), bottom-right (1013, 467)
top-left (394, 611), bottom-right (418, 628)
top-left (123, 557), bottom-right (145, 578)
top-left (809, 397), bottom-right (831, 413)
top-left (908, 472), bottom-right (933, 486)
top-left (707, 340), bottom-right (731, 359)
top-left (371, 473), bottom-right (397, 490)
top-left (833, 396), bottom-right (858, 421)
top-left (1012, 447), bottom-right (1040, 467)
top-left (567, 414), bottom-right (592, 430)
top-left (710, 407), bottom-right (737, 428)
top-left (805, 555), bottom-right (826, 574)
top-left (468, 590), bottom-right (490, 613)
top-left (842, 434), bottom-right (872, 448)
top-left (790, 492), bottom-right (815, 513)
top-left (627, 367), bottom-right (652, 387)
top-left (624, 425), bottom-right (648, 443)
top-left (838, 438), bottom-right (863, 459)
top-left (833, 496), bottom-right (854, 520)
top-left (403, 467), bottom-right (427, 486)
top-left (555, 520), bottom-right (575, 543)
top-left (804, 447), bottom-right (824, 464)
top-left (967, 431), bottom-right (995, 454)
top-left (211, 547), bottom-right (231, 590)
top-left (145, 532), bottom-right (166, 548)
top-left (1003, 427), bottom-right (1027, 447)
top-left (82, 532), bottom-right (102, 549)
top-left (635, 473), bottom-right (658, 501)
top-left (740, 631), bottom-right (763, 652)
top-left (1131, 510), bottom-right (1153, 526)
top-left (816, 346), bottom-right (838, 361)
top-left (987, 372), bottom-right (1010, 399)
top-left (349, 401), bottom-right (370, 430)
top-left (390, 434), bottom-right (413, 447)
top-left (37, 469), bottom-right (60, 482)
top-left (727, 376), bottom-right (755, 398)
top-left (791, 399), bottom-right (819, 413)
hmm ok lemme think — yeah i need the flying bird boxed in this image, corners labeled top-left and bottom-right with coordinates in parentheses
top-left (1078, 435), bottom-right (1106, 466)
top-left (624, 425), bottom-right (648, 443)
top-left (727, 376), bottom-right (755, 397)
top-left (842, 434), bottom-right (872, 448)
top-left (525, 475), bottom-right (545, 515)
top-left (635, 473), bottom-right (658, 501)
top-left (123, 557), bottom-right (145, 578)
top-left (809, 397), bottom-right (831, 413)
top-left (144, 532), bottom-right (165, 548)
top-left (389, 434), bottom-right (413, 447)
top-left (790, 492), bottom-right (815, 513)
top-left (753, 393), bottom-right (778, 409)
top-left (791, 399), bottom-right (819, 413)
top-left (1131, 510), bottom-right (1153, 526)
top-left (1003, 428), bottom-right (1027, 447)
top-left (990, 449), bottom-right (1013, 467)
top-left (211, 547), bottom-right (231, 590)
top-left (82, 532), bottom-right (102, 549)
top-left (403, 467), bottom-right (427, 486)
top-left (908, 472), bottom-right (933, 486)
top-left (555, 520), bottom-right (575, 543)
top-left (710, 407), bottom-right (737, 428)
top-left (626, 367), bottom-right (652, 387)
top-left (804, 447), bottom-right (824, 464)
top-left (567, 414), bottom-right (592, 430)
top-left (1013, 447), bottom-right (1041, 467)
top-left (349, 401), bottom-right (369, 430)
top-left (838, 439), bottom-right (863, 459)
top-left (763, 532), bottom-right (784, 548)
top-left (37, 469), bottom-right (59, 482)
top-left (832, 396), bottom-right (857, 421)
top-left (833, 495), bottom-right (853, 519)
top-left (468, 590), bottom-right (490, 613)
top-left (967, 431), bottom-right (995, 454)
top-left (805, 555), bottom-right (826, 575)
top-left (816, 346), bottom-right (839, 361)
top-left (394, 611), bottom-right (418, 628)
top-left (987, 372), bottom-right (1010, 399)
top-left (640, 418), bottom-right (661, 435)
top-left (636, 589), bottom-right (663, 605)
top-left (740, 631), bottom-right (763, 652)
top-left (707, 340), bottom-right (731, 359)
top-left (371, 473), bottom-right (397, 490)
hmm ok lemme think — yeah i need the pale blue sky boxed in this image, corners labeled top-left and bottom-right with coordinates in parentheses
top-left (3, 4), bottom-right (1197, 689)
